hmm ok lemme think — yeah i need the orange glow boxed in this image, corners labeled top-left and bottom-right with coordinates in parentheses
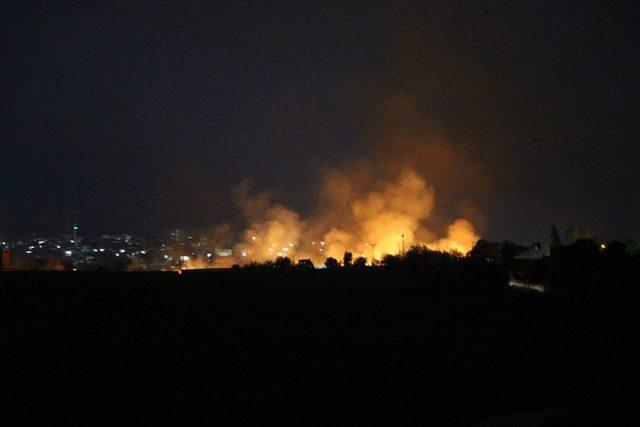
top-left (210, 168), bottom-right (478, 267)
top-left (209, 95), bottom-right (481, 266)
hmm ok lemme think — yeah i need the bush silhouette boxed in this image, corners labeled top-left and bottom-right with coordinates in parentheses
top-left (274, 256), bottom-right (292, 269)
top-left (324, 257), bottom-right (340, 269)
top-left (353, 256), bottom-right (367, 267)
top-left (296, 259), bottom-right (314, 269)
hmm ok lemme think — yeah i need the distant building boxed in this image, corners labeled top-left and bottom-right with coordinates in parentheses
top-left (0, 248), bottom-right (15, 271)
top-left (215, 249), bottom-right (233, 257)
top-left (515, 243), bottom-right (545, 260)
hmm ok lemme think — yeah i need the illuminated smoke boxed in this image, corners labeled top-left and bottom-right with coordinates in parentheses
top-left (214, 96), bottom-right (481, 266)
top-left (428, 218), bottom-right (479, 254)
top-left (308, 168), bottom-right (478, 263)
top-left (231, 179), bottom-right (305, 262)
top-left (316, 169), bottom-right (435, 260)
top-left (220, 168), bottom-right (478, 266)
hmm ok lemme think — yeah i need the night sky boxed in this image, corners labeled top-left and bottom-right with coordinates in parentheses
top-left (1, 1), bottom-right (638, 242)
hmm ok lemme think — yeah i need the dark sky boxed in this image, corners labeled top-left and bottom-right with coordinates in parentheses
top-left (1, 1), bottom-right (638, 242)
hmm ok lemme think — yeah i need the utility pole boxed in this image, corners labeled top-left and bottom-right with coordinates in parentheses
top-left (401, 233), bottom-right (405, 257)
top-left (371, 243), bottom-right (376, 265)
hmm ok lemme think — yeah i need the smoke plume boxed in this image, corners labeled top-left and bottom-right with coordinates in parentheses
top-left (218, 96), bottom-right (481, 265)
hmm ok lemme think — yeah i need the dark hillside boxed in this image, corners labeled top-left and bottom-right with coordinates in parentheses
top-left (1, 271), bottom-right (639, 424)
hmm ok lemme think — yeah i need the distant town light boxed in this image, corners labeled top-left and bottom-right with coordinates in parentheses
top-left (140, 250), bottom-right (146, 255)
top-left (25, 250), bottom-right (32, 254)
top-left (207, 253), bottom-right (212, 258)
top-left (99, 248), bottom-right (105, 252)
top-left (64, 250), bottom-right (73, 256)
top-left (600, 243), bottom-right (606, 250)
top-left (119, 249), bottom-right (125, 253)
top-left (180, 255), bottom-right (190, 262)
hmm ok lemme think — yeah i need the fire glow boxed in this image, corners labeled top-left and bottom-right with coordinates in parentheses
top-left (227, 168), bottom-right (478, 266)
top-left (197, 95), bottom-right (482, 267)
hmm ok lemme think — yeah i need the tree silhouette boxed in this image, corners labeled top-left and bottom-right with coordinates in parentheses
top-left (324, 257), bottom-right (340, 269)
top-left (550, 225), bottom-right (563, 247)
top-left (469, 239), bottom-right (501, 262)
top-left (274, 256), bottom-right (292, 269)
top-left (343, 251), bottom-right (353, 267)
top-left (381, 254), bottom-right (401, 268)
top-left (353, 256), bottom-right (367, 267)
top-left (296, 259), bottom-right (314, 269)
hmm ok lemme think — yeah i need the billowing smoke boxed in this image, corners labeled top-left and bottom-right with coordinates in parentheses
top-left (221, 96), bottom-right (481, 266)
top-left (232, 179), bottom-right (306, 261)
top-left (314, 168), bottom-right (435, 260)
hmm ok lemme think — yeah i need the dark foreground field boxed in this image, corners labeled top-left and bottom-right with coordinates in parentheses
top-left (1, 271), bottom-right (639, 425)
